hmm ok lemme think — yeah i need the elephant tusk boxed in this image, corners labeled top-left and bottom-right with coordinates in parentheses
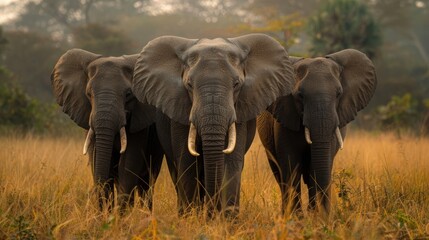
top-left (83, 128), bottom-right (94, 155)
top-left (336, 127), bottom-right (344, 150)
top-left (305, 127), bottom-right (312, 144)
top-left (223, 122), bottom-right (236, 154)
top-left (119, 127), bottom-right (127, 154)
top-left (188, 123), bottom-right (200, 157)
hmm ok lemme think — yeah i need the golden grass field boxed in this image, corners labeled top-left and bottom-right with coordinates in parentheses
top-left (0, 131), bottom-right (428, 239)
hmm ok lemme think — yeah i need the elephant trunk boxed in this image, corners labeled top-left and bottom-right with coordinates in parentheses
top-left (197, 104), bottom-right (232, 214)
top-left (93, 125), bottom-right (115, 205)
top-left (200, 125), bottom-right (227, 214)
top-left (304, 101), bottom-right (336, 212)
top-left (192, 84), bottom-right (235, 215)
top-left (310, 141), bottom-right (332, 211)
top-left (91, 92), bottom-right (125, 208)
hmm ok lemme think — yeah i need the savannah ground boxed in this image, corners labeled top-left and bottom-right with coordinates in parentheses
top-left (0, 130), bottom-right (428, 239)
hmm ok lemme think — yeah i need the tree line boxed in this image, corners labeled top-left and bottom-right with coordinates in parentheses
top-left (0, 0), bottom-right (428, 133)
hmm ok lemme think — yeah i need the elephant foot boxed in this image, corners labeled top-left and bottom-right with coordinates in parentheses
top-left (223, 206), bottom-right (240, 221)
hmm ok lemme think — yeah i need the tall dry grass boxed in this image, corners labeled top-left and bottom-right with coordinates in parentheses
top-left (0, 131), bottom-right (428, 239)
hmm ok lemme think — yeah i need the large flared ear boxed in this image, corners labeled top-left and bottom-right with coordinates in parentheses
top-left (132, 36), bottom-right (197, 125)
top-left (289, 56), bottom-right (304, 65)
top-left (118, 54), bottom-right (156, 132)
top-left (326, 49), bottom-right (377, 127)
top-left (229, 33), bottom-right (295, 122)
top-left (51, 48), bottom-right (102, 129)
top-left (268, 94), bottom-right (301, 131)
top-left (268, 56), bottom-right (304, 131)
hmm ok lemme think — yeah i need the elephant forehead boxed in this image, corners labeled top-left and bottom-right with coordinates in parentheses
top-left (302, 57), bottom-right (337, 70)
top-left (187, 39), bottom-right (240, 57)
top-left (90, 57), bottom-right (125, 70)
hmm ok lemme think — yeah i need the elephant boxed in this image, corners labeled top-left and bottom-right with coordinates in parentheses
top-left (51, 49), bottom-right (164, 210)
top-left (257, 49), bottom-right (377, 214)
top-left (131, 33), bottom-right (295, 217)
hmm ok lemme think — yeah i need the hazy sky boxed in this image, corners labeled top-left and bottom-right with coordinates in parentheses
top-left (0, 0), bottom-right (18, 23)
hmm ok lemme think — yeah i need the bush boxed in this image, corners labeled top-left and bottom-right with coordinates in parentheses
top-left (0, 69), bottom-right (69, 133)
top-left (307, 0), bottom-right (381, 58)
top-left (376, 93), bottom-right (420, 133)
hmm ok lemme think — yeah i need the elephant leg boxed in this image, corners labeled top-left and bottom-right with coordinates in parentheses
top-left (222, 121), bottom-right (249, 218)
top-left (145, 124), bottom-right (165, 211)
top-left (273, 123), bottom-right (303, 214)
top-left (117, 129), bottom-right (151, 210)
top-left (171, 121), bottom-right (203, 216)
top-left (245, 119), bottom-right (256, 152)
top-left (155, 112), bottom-right (178, 190)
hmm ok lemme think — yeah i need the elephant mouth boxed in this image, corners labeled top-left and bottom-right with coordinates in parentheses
top-left (187, 122), bottom-right (237, 156)
top-left (83, 126), bottom-right (128, 155)
top-left (304, 126), bottom-right (344, 149)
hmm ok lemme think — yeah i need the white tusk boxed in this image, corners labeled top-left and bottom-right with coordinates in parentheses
top-left (188, 123), bottom-right (200, 157)
top-left (83, 128), bottom-right (94, 155)
top-left (336, 127), bottom-right (344, 150)
top-left (305, 127), bottom-right (312, 144)
top-left (119, 127), bottom-right (127, 154)
top-left (223, 123), bottom-right (236, 154)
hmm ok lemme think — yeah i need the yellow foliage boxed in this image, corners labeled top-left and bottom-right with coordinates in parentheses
top-left (0, 132), bottom-right (428, 238)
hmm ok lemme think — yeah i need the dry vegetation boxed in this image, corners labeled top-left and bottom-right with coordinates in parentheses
top-left (0, 131), bottom-right (428, 239)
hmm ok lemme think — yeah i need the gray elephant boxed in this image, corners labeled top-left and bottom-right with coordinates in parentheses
top-left (132, 34), bottom-right (295, 217)
top-left (257, 49), bottom-right (377, 214)
top-left (51, 49), bottom-right (164, 210)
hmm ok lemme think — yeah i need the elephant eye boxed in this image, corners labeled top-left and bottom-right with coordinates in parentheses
top-left (233, 81), bottom-right (239, 89)
top-left (187, 53), bottom-right (198, 66)
top-left (296, 91), bottom-right (304, 100)
top-left (85, 86), bottom-right (92, 99)
top-left (187, 82), bottom-right (193, 89)
top-left (125, 89), bottom-right (134, 102)
top-left (296, 64), bottom-right (307, 79)
top-left (228, 54), bottom-right (240, 66)
top-left (336, 88), bottom-right (343, 98)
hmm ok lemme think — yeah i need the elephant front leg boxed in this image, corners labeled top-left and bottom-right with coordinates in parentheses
top-left (171, 121), bottom-right (204, 216)
top-left (222, 122), bottom-right (248, 218)
top-left (273, 124), bottom-right (305, 215)
top-left (117, 130), bottom-right (150, 211)
top-left (270, 155), bottom-right (302, 215)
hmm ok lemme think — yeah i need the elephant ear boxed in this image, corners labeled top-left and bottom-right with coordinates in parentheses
top-left (132, 36), bottom-right (197, 125)
top-left (289, 56), bottom-right (304, 65)
top-left (326, 49), bottom-right (377, 127)
top-left (268, 56), bottom-right (304, 131)
top-left (119, 54), bottom-right (156, 133)
top-left (51, 48), bottom-right (102, 129)
top-left (229, 34), bottom-right (295, 122)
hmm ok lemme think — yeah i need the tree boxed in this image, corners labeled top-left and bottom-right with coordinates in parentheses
top-left (1, 30), bottom-right (64, 101)
top-left (0, 26), bottom-right (62, 132)
top-left (307, 0), bottom-right (381, 58)
top-left (376, 93), bottom-right (421, 134)
top-left (365, 0), bottom-right (429, 66)
top-left (71, 23), bottom-right (137, 56)
top-left (10, 0), bottom-right (143, 40)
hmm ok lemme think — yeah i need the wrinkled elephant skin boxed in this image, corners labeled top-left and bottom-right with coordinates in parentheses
top-left (132, 34), bottom-right (295, 217)
top-left (257, 49), bottom-right (377, 214)
top-left (51, 49), bottom-right (163, 210)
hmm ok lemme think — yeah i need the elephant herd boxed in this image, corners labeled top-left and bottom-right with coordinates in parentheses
top-left (51, 33), bottom-right (377, 218)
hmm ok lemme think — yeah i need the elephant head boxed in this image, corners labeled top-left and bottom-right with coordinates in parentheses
top-left (271, 49), bottom-right (377, 208)
top-left (51, 49), bottom-right (154, 199)
top-left (132, 34), bottom-right (294, 206)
